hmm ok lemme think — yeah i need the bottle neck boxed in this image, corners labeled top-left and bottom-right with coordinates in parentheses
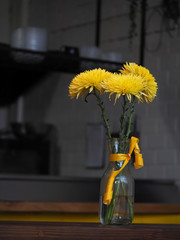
top-left (108, 138), bottom-right (130, 154)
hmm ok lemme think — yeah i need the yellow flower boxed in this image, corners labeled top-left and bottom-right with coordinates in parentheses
top-left (120, 62), bottom-right (158, 103)
top-left (102, 73), bottom-right (146, 103)
top-left (69, 68), bottom-right (113, 99)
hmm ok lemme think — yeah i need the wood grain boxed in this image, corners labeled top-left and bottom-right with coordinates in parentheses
top-left (0, 221), bottom-right (179, 240)
top-left (0, 202), bottom-right (180, 213)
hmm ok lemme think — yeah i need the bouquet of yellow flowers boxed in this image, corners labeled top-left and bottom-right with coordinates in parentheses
top-left (69, 62), bottom-right (158, 224)
top-left (69, 62), bottom-right (157, 143)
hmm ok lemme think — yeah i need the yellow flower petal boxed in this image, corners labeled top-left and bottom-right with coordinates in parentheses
top-left (101, 73), bottom-right (145, 103)
top-left (69, 68), bottom-right (113, 99)
top-left (120, 62), bottom-right (158, 103)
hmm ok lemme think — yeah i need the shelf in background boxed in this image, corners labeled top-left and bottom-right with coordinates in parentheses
top-left (0, 43), bottom-right (123, 105)
top-left (0, 43), bottom-right (123, 73)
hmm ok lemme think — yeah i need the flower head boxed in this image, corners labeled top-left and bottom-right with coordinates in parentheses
top-left (102, 73), bottom-right (146, 103)
top-left (120, 62), bottom-right (158, 103)
top-left (69, 68), bottom-right (113, 99)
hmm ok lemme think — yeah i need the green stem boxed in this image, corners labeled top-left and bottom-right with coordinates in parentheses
top-left (93, 89), bottom-right (111, 140)
top-left (105, 197), bottom-right (115, 224)
top-left (127, 197), bottom-right (134, 221)
top-left (125, 97), bottom-right (136, 140)
top-left (121, 177), bottom-right (134, 222)
top-left (119, 95), bottom-right (128, 152)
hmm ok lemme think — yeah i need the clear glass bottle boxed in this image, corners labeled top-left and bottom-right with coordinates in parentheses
top-left (99, 138), bottom-right (134, 225)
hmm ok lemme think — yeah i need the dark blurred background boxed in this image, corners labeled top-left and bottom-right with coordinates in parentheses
top-left (0, 0), bottom-right (179, 203)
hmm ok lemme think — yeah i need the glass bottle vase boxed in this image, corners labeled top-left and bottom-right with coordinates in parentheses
top-left (99, 138), bottom-right (134, 225)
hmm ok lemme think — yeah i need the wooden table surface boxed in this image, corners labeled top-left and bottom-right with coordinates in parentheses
top-left (0, 221), bottom-right (179, 240)
top-left (0, 201), bottom-right (180, 213)
top-left (0, 202), bottom-right (180, 224)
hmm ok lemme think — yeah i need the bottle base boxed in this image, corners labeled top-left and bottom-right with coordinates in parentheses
top-left (100, 216), bottom-right (133, 225)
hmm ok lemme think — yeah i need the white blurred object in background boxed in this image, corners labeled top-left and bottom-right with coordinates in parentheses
top-left (10, 27), bottom-right (47, 64)
top-left (10, 27), bottom-right (47, 52)
top-left (101, 51), bottom-right (122, 62)
top-left (80, 45), bottom-right (101, 59)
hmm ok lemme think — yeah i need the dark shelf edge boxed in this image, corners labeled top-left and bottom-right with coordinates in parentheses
top-left (0, 43), bottom-right (123, 106)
